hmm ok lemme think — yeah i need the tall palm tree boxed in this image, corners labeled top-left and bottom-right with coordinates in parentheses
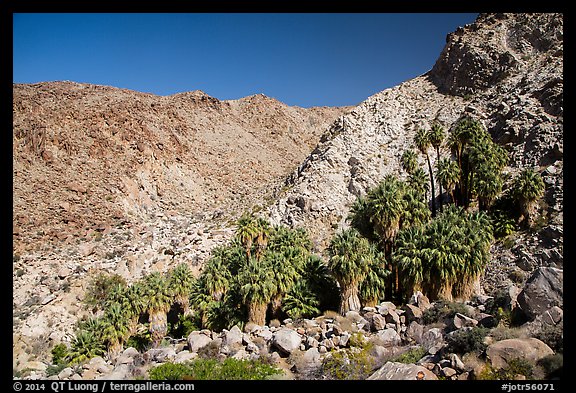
top-left (408, 168), bottom-right (430, 201)
top-left (141, 272), bottom-right (173, 347)
top-left (366, 175), bottom-right (406, 252)
top-left (401, 149), bottom-right (419, 175)
top-left (414, 128), bottom-right (436, 216)
top-left (359, 247), bottom-right (389, 307)
top-left (237, 256), bottom-right (276, 326)
top-left (235, 213), bottom-right (259, 258)
top-left (168, 263), bottom-right (195, 316)
top-left (201, 249), bottom-right (232, 301)
top-left (436, 157), bottom-right (460, 206)
top-left (327, 228), bottom-right (373, 314)
top-left (429, 123), bottom-right (445, 211)
top-left (511, 168), bottom-right (545, 228)
top-left (393, 225), bottom-right (426, 300)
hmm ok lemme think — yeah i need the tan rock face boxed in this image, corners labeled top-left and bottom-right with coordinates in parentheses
top-left (13, 83), bottom-right (349, 255)
top-left (486, 338), bottom-right (554, 369)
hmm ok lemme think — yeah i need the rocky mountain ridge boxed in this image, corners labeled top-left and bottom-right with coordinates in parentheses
top-left (13, 82), bottom-right (349, 255)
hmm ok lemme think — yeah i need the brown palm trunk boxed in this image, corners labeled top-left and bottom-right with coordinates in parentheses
top-left (426, 153), bottom-right (436, 217)
top-left (339, 284), bottom-right (361, 315)
top-left (248, 302), bottom-right (268, 326)
top-left (149, 310), bottom-right (168, 347)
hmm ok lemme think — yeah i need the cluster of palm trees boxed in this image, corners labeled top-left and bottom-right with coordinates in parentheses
top-left (66, 263), bottom-right (195, 364)
top-left (344, 116), bottom-right (546, 305)
top-left (65, 116), bottom-right (546, 365)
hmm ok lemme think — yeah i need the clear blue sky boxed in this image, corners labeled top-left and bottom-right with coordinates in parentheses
top-left (13, 13), bottom-right (478, 108)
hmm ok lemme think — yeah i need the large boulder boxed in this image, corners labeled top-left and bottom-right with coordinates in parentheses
top-left (368, 361), bottom-right (438, 380)
top-left (517, 267), bottom-right (563, 320)
top-left (486, 338), bottom-right (554, 369)
top-left (272, 328), bottom-right (302, 355)
top-left (374, 328), bottom-right (401, 347)
top-left (187, 331), bottom-right (212, 353)
top-left (422, 327), bottom-right (444, 355)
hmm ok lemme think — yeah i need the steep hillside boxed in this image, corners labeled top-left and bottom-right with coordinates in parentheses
top-left (268, 13), bottom-right (563, 283)
top-left (13, 83), bottom-right (348, 255)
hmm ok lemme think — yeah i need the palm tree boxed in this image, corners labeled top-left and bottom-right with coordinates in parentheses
top-left (237, 256), bottom-right (276, 326)
top-left (235, 213), bottom-right (259, 258)
top-left (393, 225), bottom-right (426, 300)
top-left (283, 280), bottom-right (321, 319)
top-left (447, 117), bottom-right (479, 207)
top-left (436, 157), bottom-right (460, 206)
top-left (267, 247), bottom-right (305, 318)
top-left (452, 210), bottom-right (493, 300)
top-left (366, 175), bottom-right (406, 251)
top-left (301, 254), bottom-right (340, 312)
top-left (429, 123), bottom-right (445, 211)
top-left (67, 330), bottom-right (106, 365)
top-left (348, 196), bottom-right (376, 241)
top-left (123, 282), bottom-right (147, 336)
top-left (168, 263), bottom-right (195, 316)
top-left (189, 278), bottom-right (215, 329)
top-left (359, 247), bottom-right (389, 307)
top-left (254, 217), bottom-right (271, 260)
top-left (511, 168), bottom-right (545, 228)
top-left (101, 302), bottom-right (131, 356)
top-left (402, 187), bottom-right (432, 229)
top-left (408, 168), bottom-right (430, 201)
top-left (141, 272), bottom-right (173, 347)
top-left (327, 228), bottom-right (373, 314)
top-left (201, 249), bottom-right (232, 301)
top-left (414, 128), bottom-right (436, 216)
top-left (401, 149), bottom-right (419, 175)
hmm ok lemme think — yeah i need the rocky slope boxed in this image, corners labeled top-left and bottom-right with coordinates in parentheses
top-left (268, 12), bottom-right (563, 291)
top-left (13, 83), bottom-right (348, 255)
top-left (13, 12), bottom-right (563, 377)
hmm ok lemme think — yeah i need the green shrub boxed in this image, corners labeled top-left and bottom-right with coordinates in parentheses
top-left (322, 346), bottom-right (374, 380)
top-left (392, 346), bottom-right (427, 364)
top-left (46, 363), bottom-right (68, 377)
top-left (125, 330), bottom-right (152, 352)
top-left (149, 359), bottom-right (282, 380)
top-left (51, 343), bottom-right (69, 366)
top-left (422, 301), bottom-right (472, 325)
top-left (479, 358), bottom-right (533, 380)
top-left (149, 363), bottom-right (194, 380)
top-left (446, 327), bottom-right (489, 355)
top-left (537, 353), bottom-right (563, 379)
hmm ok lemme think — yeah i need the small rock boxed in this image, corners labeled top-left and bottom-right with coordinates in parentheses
top-left (452, 313), bottom-right (478, 329)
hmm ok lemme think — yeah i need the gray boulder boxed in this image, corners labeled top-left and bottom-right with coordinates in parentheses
top-left (374, 328), bottom-right (401, 347)
top-left (422, 328), bottom-right (444, 355)
top-left (368, 361), bottom-right (438, 380)
top-left (187, 331), bottom-right (212, 352)
top-left (517, 267), bottom-right (563, 320)
top-left (273, 328), bottom-right (302, 355)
